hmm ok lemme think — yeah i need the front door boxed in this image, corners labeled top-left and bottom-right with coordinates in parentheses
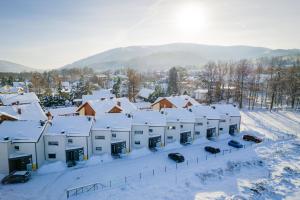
top-left (9, 155), bottom-right (32, 173)
top-left (180, 131), bottom-right (192, 144)
top-left (66, 148), bottom-right (84, 163)
top-left (149, 136), bottom-right (161, 149)
top-left (111, 141), bottom-right (126, 156)
top-left (207, 128), bottom-right (216, 139)
top-left (229, 124), bottom-right (238, 135)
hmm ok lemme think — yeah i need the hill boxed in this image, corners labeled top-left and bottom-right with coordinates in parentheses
top-left (0, 60), bottom-right (36, 73)
top-left (62, 43), bottom-right (300, 71)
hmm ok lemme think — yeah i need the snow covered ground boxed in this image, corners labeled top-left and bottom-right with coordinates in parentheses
top-left (0, 110), bottom-right (299, 200)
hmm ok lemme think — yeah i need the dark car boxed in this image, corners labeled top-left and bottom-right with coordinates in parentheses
top-left (228, 140), bottom-right (243, 148)
top-left (168, 153), bottom-right (185, 163)
top-left (204, 146), bottom-right (221, 154)
top-left (243, 135), bottom-right (262, 143)
top-left (1, 171), bottom-right (31, 184)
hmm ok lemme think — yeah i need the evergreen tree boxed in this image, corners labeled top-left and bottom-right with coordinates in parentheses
top-left (167, 67), bottom-right (179, 95)
top-left (112, 77), bottom-right (121, 97)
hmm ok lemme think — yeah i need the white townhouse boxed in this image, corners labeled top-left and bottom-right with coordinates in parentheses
top-left (0, 120), bottom-right (48, 174)
top-left (91, 113), bottom-right (131, 156)
top-left (211, 104), bottom-right (241, 135)
top-left (131, 110), bottom-right (166, 150)
top-left (189, 105), bottom-right (221, 139)
top-left (0, 92), bottom-right (39, 105)
top-left (0, 102), bottom-right (47, 122)
top-left (44, 116), bottom-right (93, 165)
top-left (162, 108), bottom-right (195, 145)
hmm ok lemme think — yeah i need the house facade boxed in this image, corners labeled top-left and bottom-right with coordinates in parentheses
top-left (91, 113), bottom-right (131, 156)
top-left (131, 110), bottom-right (166, 150)
top-left (0, 120), bottom-right (48, 174)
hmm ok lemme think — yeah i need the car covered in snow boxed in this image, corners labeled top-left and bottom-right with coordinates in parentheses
top-left (228, 140), bottom-right (243, 148)
top-left (1, 171), bottom-right (31, 184)
top-left (168, 153), bottom-right (185, 163)
top-left (204, 146), bottom-right (220, 154)
top-left (243, 135), bottom-right (262, 143)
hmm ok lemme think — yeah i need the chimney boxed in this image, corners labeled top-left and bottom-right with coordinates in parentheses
top-left (117, 101), bottom-right (121, 107)
top-left (17, 108), bottom-right (21, 115)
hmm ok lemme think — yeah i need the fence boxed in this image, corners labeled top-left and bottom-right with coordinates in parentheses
top-left (66, 134), bottom-right (296, 199)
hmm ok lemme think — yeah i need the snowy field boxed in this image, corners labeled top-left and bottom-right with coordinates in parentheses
top-left (0, 110), bottom-right (299, 200)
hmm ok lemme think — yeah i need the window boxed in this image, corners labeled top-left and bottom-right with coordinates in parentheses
top-left (48, 141), bottom-right (59, 146)
top-left (168, 126), bottom-right (176, 130)
top-left (112, 133), bottom-right (116, 138)
top-left (197, 123), bottom-right (203, 126)
top-left (68, 139), bottom-right (73, 143)
top-left (167, 136), bottom-right (173, 140)
top-left (195, 131), bottom-right (200, 135)
top-left (96, 147), bottom-right (102, 151)
top-left (135, 141), bottom-right (141, 145)
top-left (149, 129), bottom-right (153, 133)
top-left (220, 120), bottom-right (226, 123)
top-left (134, 131), bottom-right (143, 135)
top-left (48, 154), bottom-right (56, 159)
top-left (180, 125), bottom-right (183, 128)
top-left (219, 128), bottom-right (223, 131)
top-left (207, 122), bottom-right (209, 124)
top-left (95, 136), bottom-right (105, 140)
top-left (14, 146), bottom-right (20, 151)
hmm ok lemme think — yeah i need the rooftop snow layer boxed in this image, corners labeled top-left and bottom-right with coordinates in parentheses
top-left (0, 102), bottom-right (47, 121)
top-left (46, 116), bottom-right (93, 136)
top-left (0, 92), bottom-right (39, 105)
top-left (153, 95), bottom-right (199, 108)
top-left (82, 89), bottom-right (115, 103)
top-left (137, 88), bottom-right (154, 99)
top-left (189, 105), bottom-right (221, 120)
top-left (211, 104), bottom-right (240, 117)
top-left (48, 106), bottom-right (78, 117)
top-left (92, 113), bottom-right (132, 131)
top-left (162, 108), bottom-right (195, 123)
top-left (0, 120), bottom-right (47, 142)
top-left (132, 110), bottom-right (166, 126)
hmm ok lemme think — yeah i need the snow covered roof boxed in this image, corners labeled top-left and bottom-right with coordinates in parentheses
top-left (48, 106), bottom-right (78, 117)
top-left (136, 88), bottom-right (154, 99)
top-left (211, 104), bottom-right (241, 117)
top-left (82, 89), bottom-right (115, 103)
top-left (133, 102), bottom-right (152, 110)
top-left (0, 102), bottom-right (47, 121)
top-left (0, 120), bottom-right (47, 142)
top-left (114, 97), bottom-right (137, 113)
top-left (153, 95), bottom-right (199, 108)
top-left (46, 116), bottom-right (93, 137)
top-left (92, 113), bottom-right (132, 131)
top-left (132, 110), bottom-right (166, 126)
top-left (189, 105), bottom-right (220, 120)
top-left (0, 92), bottom-right (39, 105)
top-left (162, 108), bottom-right (195, 123)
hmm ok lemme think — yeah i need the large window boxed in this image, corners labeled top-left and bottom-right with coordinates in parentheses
top-left (135, 141), bottom-right (141, 145)
top-left (95, 136), bottom-right (105, 140)
top-left (134, 131), bottom-right (143, 135)
top-left (48, 141), bottom-right (59, 146)
top-left (197, 123), bottom-right (203, 126)
top-left (48, 154), bottom-right (56, 159)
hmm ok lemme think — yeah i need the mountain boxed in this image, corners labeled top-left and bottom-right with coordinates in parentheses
top-left (0, 60), bottom-right (36, 73)
top-left (62, 43), bottom-right (300, 71)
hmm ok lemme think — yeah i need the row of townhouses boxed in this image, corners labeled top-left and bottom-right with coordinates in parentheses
top-left (0, 91), bottom-right (241, 174)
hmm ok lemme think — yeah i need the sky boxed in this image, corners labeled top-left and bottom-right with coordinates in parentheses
top-left (0, 0), bottom-right (299, 69)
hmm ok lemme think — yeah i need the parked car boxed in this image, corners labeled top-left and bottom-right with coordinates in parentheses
top-left (1, 171), bottom-right (31, 184)
top-left (204, 146), bottom-right (221, 154)
top-left (228, 140), bottom-right (243, 148)
top-left (168, 153), bottom-right (185, 163)
top-left (243, 135), bottom-right (262, 143)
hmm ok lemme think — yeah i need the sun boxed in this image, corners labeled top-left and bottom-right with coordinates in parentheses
top-left (175, 3), bottom-right (208, 33)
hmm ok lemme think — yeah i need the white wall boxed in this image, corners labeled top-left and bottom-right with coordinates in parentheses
top-left (44, 135), bottom-right (66, 162)
top-left (92, 130), bottom-right (111, 155)
top-left (149, 126), bottom-right (165, 146)
top-left (66, 136), bottom-right (89, 160)
top-left (165, 122), bottom-right (180, 144)
top-left (0, 141), bottom-right (12, 174)
top-left (207, 119), bottom-right (220, 137)
top-left (194, 117), bottom-right (208, 139)
top-left (218, 115), bottom-right (230, 135)
top-left (131, 125), bottom-right (149, 149)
